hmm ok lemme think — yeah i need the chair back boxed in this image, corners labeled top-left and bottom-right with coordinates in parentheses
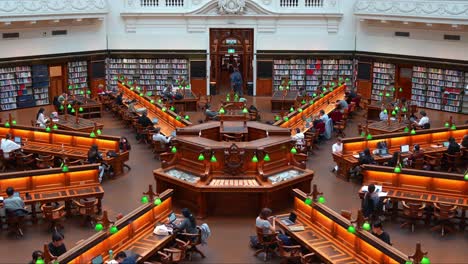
top-left (36, 155), bottom-right (55, 168)
top-left (41, 204), bottom-right (66, 221)
top-left (412, 158), bottom-right (425, 170)
top-left (77, 199), bottom-right (99, 216)
top-left (276, 236), bottom-right (288, 257)
top-left (435, 203), bottom-right (457, 220)
top-left (340, 210), bottom-right (352, 220)
top-left (256, 226), bottom-right (267, 244)
top-left (402, 201), bottom-right (424, 218)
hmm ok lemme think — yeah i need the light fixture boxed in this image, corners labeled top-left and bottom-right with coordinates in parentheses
top-left (12, 120), bottom-right (16, 125)
top-left (210, 154), bottom-right (217, 162)
top-left (394, 166), bottom-right (401, 173)
top-left (410, 129), bottom-right (416, 135)
top-left (198, 153), bottom-right (205, 161)
top-left (290, 147), bottom-right (297, 154)
top-left (109, 226), bottom-right (118, 234)
top-left (347, 226), bottom-right (356, 234)
top-left (154, 196), bottom-right (162, 205)
top-left (94, 223), bottom-right (104, 231)
top-left (97, 129), bottom-right (102, 135)
top-left (4, 122), bottom-right (10, 128)
top-left (141, 196), bottom-right (149, 203)
top-left (289, 107), bottom-right (294, 112)
top-left (45, 126), bottom-right (51, 132)
top-left (171, 146), bottom-right (177, 153)
top-left (304, 196), bottom-right (312, 205)
top-left (263, 153), bottom-right (270, 162)
top-left (53, 124), bottom-right (58, 130)
top-left (79, 107), bottom-right (84, 112)
top-left (184, 115), bottom-right (190, 120)
top-left (90, 131), bottom-right (96, 138)
top-left (366, 134), bottom-right (372, 140)
top-left (242, 108), bottom-right (248, 114)
top-left (451, 124), bottom-right (457, 130)
top-left (284, 116), bottom-right (289, 121)
top-left (251, 154), bottom-right (258, 163)
top-left (62, 165), bottom-right (69, 172)
top-left (219, 107), bottom-right (225, 114)
top-left (404, 127), bottom-right (409, 133)
top-left (362, 222), bottom-right (371, 231)
top-left (317, 196), bottom-right (325, 204)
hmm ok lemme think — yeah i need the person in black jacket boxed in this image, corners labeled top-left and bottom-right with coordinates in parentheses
top-left (386, 151), bottom-right (399, 167)
top-left (115, 92), bottom-right (124, 106)
top-left (137, 112), bottom-right (152, 128)
top-left (87, 144), bottom-right (105, 182)
top-left (372, 221), bottom-right (391, 245)
top-left (461, 135), bottom-right (468, 148)
top-left (447, 137), bottom-right (461, 155)
top-left (359, 148), bottom-right (375, 165)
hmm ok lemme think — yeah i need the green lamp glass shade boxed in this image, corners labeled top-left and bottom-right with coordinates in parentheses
top-left (298, 108), bottom-right (303, 113)
top-left (405, 261), bottom-right (413, 264)
top-left (464, 173), bottom-right (468, 180)
top-left (251, 155), bottom-right (259, 163)
top-left (345, 78), bottom-right (350, 81)
top-left (71, 108), bottom-right (76, 113)
top-left (147, 92), bottom-right (152, 96)
top-left (141, 196), bottom-right (149, 203)
top-left (136, 86), bottom-right (140, 91)
top-left (391, 110), bottom-right (396, 116)
top-left (322, 87), bottom-right (327, 92)
top-left (404, 127), bottom-right (409, 133)
top-left (150, 100), bottom-right (155, 104)
top-left (53, 124), bottom-right (58, 130)
top-left (79, 107), bottom-right (84, 112)
top-left (309, 100), bottom-right (314, 105)
top-left (312, 93), bottom-right (317, 97)
top-left (402, 107), bottom-right (407, 112)
top-left (286, 86), bottom-right (290, 90)
top-left (122, 82), bottom-right (126, 86)
top-left (392, 87), bottom-right (395, 91)
top-left (139, 93), bottom-right (143, 96)
top-left (219, 108), bottom-right (225, 114)
top-left (90, 131), bottom-right (96, 138)
top-left (226, 96), bottom-right (230, 102)
top-left (242, 108), bottom-right (249, 114)
top-left (109, 226), bottom-right (118, 234)
top-left (329, 87), bottom-right (334, 92)
top-left (347, 226), bottom-right (356, 234)
top-left (360, 131), bottom-right (366, 137)
top-left (394, 166), bottom-right (401, 173)
top-left (379, 92), bottom-right (383, 96)
top-left (289, 107), bottom-right (294, 112)
top-left (87, 90), bottom-right (91, 94)
top-left (362, 222), bottom-right (371, 231)
top-left (385, 93), bottom-right (390, 97)
top-left (304, 197), bottom-right (312, 205)
top-left (67, 104), bottom-right (72, 109)
top-left (75, 84), bottom-right (79, 89)
top-left (95, 223), bottom-right (104, 231)
top-left (395, 106), bottom-right (399, 111)
top-left (130, 87), bottom-right (134, 91)
top-left (444, 122), bottom-right (450, 127)
top-left (410, 129), bottom-right (416, 135)
top-left (170, 106), bottom-right (175, 111)
top-left (320, 94), bottom-right (324, 98)
top-left (97, 129), bottom-right (102, 135)
top-left (45, 126), bottom-right (51, 132)
top-left (12, 120), bottom-right (16, 125)
top-left (301, 99), bottom-right (306, 104)
top-left (290, 147), bottom-right (297, 154)
top-left (331, 82), bottom-right (335, 86)
top-left (421, 257), bottom-right (430, 264)
top-left (383, 109), bottom-right (388, 114)
top-left (176, 115), bottom-right (181, 121)
top-left (318, 196), bottom-right (325, 204)
top-left (154, 197), bottom-right (162, 205)
top-left (210, 155), bottom-right (217, 162)
top-left (128, 81), bottom-right (133, 85)
top-left (68, 84), bottom-right (73, 89)
top-left (171, 146), bottom-right (177, 153)
top-left (284, 116), bottom-right (289, 121)
top-left (4, 122), bottom-right (10, 128)
top-left (198, 153), bottom-right (205, 161)
top-left (399, 87), bottom-right (403, 92)
top-left (263, 154), bottom-right (270, 162)
top-left (158, 99), bottom-right (162, 103)
top-left (279, 86), bottom-right (283, 90)
top-left (339, 77), bottom-right (343, 82)
top-left (275, 116), bottom-right (280, 121)
top-left (366, 134), bottom-right (372, 140)
top-left (451, 124), bottom-right (456, 130)
top-left (162, 107), bottom-right (167, 112)
top-left (35, 258), bottom-right (45, 264)
top-left (59, 105), bottom-right (64, 110)
top-left (80, 90), bottom-right (84, 95)
top-left (62, 165), bottom-right (69, 172)
top-left (184, 115), bottom-right (190, 120)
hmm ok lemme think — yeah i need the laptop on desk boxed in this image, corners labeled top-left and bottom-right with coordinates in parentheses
top-left (280, 212), bottom-right (297, 226)
top-left (14, 136), bottom-right (21, 145)
top-left (400, 144), bottom-right (410, 154)
top-left (443, 141), bottom-right (450, 148)
top-left (378, 148), bottom-right (392, 157)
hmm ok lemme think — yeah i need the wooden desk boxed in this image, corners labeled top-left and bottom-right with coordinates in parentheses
top-left (367, 120), bottom-right (409, 135)
top-left (218, 110), bottom-right (249, 121)
top-left (0, 164), bottom-right (103, 219)
top-left (361, 165), bottom-right (468, 226)
top-left (367, 103), bottom-right (382, 121)
top-left (0, 124), bottom-right (130, 176)
top-left (118, 81), bottom-right (192, 136)
top-left (333, 125), bottom-right (468, 180)
top-left (271, 91), bottom-right (299, 112)
top-left (273, 85), bottom-right (346, 132)
top-left (55, 116), bottom-right (104, 133)
top-left (74, 96), bottom-right (103, 118)
top-left (55, 189), bottom-right (174, 264)
top-left (276, 189), bottom-right (410, 264)
top-left (173, 90), bottom-right (198, 112)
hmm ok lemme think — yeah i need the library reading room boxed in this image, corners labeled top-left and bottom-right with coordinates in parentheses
top-left (0, 0), bottom-right (467, 263)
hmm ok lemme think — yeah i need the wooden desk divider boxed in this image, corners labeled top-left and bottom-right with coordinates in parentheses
top-left (53, 188), bottom-right (174, 264)
top-left (0, 164), bottom-right (103, 219)
top-left (287, 188), bottom-right (427, 264)
top-left (273, 84), bottom-right (346, 129)
top-left (0, 124), bottom-right (130, 176)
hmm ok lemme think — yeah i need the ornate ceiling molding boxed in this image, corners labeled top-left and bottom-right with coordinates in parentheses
top-left (355, 0), bottom-right (468, 22)
top-left (0, 0), bottom-right (108, 17)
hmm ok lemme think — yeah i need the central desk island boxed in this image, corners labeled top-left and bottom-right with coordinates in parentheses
top-left (154, 121), bottom-right (314, 218)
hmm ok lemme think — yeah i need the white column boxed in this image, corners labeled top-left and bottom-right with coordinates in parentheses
top-left (253, 53), bottom-right (257, 96)
top-left (206, 53), bottom-right (210, 95)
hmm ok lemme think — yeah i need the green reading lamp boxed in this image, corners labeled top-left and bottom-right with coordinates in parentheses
top-left (210, 154), bottom-right (217, 162)
top-left (45, 126), bottom-right (51, 132)
top-left (71, 108), bottom-right (76, 113)
top-left (383, 109), bottom-right (388, 114)
top-left (147, 92), bottom-right (152, 96)
top-left (131, 87), bottom-right (135, 91)
top-left (97, 129), bottom-right (102, 135)
top-left (80, 90), bottom-right (84, 95)
top-left (170, 106), bottom-right (175, 111)
top-left (451, 124), bottom-right (456, 130)
top-left (444, 122), bottom-right (450, 127)
top-left (391, 110), bottom-right (396, 116)
top-left (345, 77), bottom-right (350, 82)
top-left (404, 127), bottom-right (409, 133)
top-left (279, 85), bottom-right (284, 91)
top-left (298, 108), bottom-right (303, 113)
top-left (12, 120), bottom-right (16, 125)
top-left (150, 99), bottom-right (155, 104)
top-left (59, 105), bottom-right (64, 110)
top-left (421, 257), bottom-right (430, 264)
top-left (4, 122), bottom-right (10, 128)
top-left (309, 100), bottom-right (314, 105)
top-left (158, 99), bottom-right (162, 103)
top-left (362, 222), bottom-right (371, 231)
top-left (395, 106), bottom-right (399, 111)
top-left (68, 84), bottom-right (73, 90)
top-left (402, 107), bottom-right (407, 112)
top-left (219, 107), bottom-right (225, 115)
top-left (320, 94), bottom-right (324, 98)
top-left (67, 104), bottom-right (72, 109)
top-left (410, 129), bottom-right (416, 135)
top-left (109, 226), bottom-right (118, 234)
top-left (154, 197), bottom-right (162, 205)
top-left (251, 155), bottom-right (258, 163)
top-left (304, 197), bottom-right (312, 205)
top-left (53, 124), bottom-right (58, 130)
top-left (79, 107), bottom-right (84, 112)
top-left (394, 166), bottom-right (401, 173)
top-left (405, 261), bottom-right (413, 264)
top-left (312, 93), bottom-right (317, 97)
top-left (392, 87), bottom-right (395, 92)
top-left (399, 87), bottom-right (403, 92)
top-left (290, 147), bottom-right (297, 154)
top-left (87, 90), bottom-right (91, 95)
top-left (139, 93), bottom-right (143, 96)
top-left (136, 86), bottom-right (140, 91)
top-left (318, 196), bottom-right (325, 204)
top-left (242, 108), bottom-right (249, 114)
top-left (184, 115), bottom-right (190, 120)
top-left (171, 146), bottom-right (177, 153)
top-left (347, 226), bottom-right (356, 234)
top-left (464, 172), bottom-right (468, 181)
top-left (385, 93), bottom-right (390, 97)
top-left (62, 165), bottom-right (69, 172)
top-left (366, 134), bottom-right (372, 140)
top-left (35, 258), bottom-right (45, 264)
top-left (263, 154), bottom-right (270, 162)
top-left (301, 99), bottom-right (306, 104)
top-left (141, 196), bottom-right (149, 204)
top-left (75, 84), bottom-right (79, 89)
top-left (162, 107), bottom-right (167, 112)
top-left (331, 82), bottom-right (335, 86)
top-left (90, 131), bottom-right (96, 138)
top-left (289, 107), bottom-right (294, 112)
top-left (275, 116), bottom-right (280, 121)
top-left (95, 223), bottom-right (104, 231)
top-left (360, 131), bottom-right (366, 137)
top-left (176, 115), bottom-right (181, 121)
top-left (198, 153), bottom-right (205, 161)
top-left (284, 116), bottom-right (289, 121)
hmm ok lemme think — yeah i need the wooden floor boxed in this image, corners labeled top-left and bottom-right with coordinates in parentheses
top-left (0, 96), bottom-right (467, 263)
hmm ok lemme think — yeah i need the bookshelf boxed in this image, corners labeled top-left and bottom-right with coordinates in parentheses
top-left (68, 61), bottom-right (89, 97)
top-left (442, 69), bottom-right (463, 112)
top-left (371, 62), bottom-right (395, 101)
top-left (305, 59), bottom-right (321, 92)
top-left (0, 66), bottom-right (34, 111)
top-left (338, 59), bottom-right (354, 87)
top-left (322, 59), bottom-right (338, 86)
top-left (32, 65), bottom-right (50, 106)
top-left (411, 66), bottom-right (427, 108)
top-left (463, 72), bottom-right (468, 114)
top-left (106, 58), bottom-right (189, 95)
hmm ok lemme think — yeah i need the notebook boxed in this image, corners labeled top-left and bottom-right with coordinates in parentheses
top-left (289, 225), bottom-right (305, 232)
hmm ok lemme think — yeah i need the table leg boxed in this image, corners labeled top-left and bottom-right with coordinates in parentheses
top-left (97, 198), bottom-right (102, 214)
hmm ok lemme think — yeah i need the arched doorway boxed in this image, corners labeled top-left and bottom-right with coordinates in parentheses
top-left (209, 28), bottom-right (254, 95)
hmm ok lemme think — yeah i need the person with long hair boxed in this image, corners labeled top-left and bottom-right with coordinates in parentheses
top-left (176, 208), bottom-right (198, 235)
top-left (87, 144), bottom-right (105, 183)
top-left (36, 107), bottom-right (49, 128)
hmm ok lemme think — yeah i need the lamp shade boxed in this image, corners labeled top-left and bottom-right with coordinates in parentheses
top-left (97, 129), bottom-right (102, 135)
top-left (79, 107), bottom-right (84, 112)
top-left (53, 124), bottom-right (58, 130)
top-left (405, 261), bottom-right (413, 264)
top-left (90, 131), bottom-right (96, 138)
top-left (451, 124), bottom-right (457, 130)
top-left (410, 129), bottom-right (416, 135)
top-left (289, 107), bottom-right (294, 112)
top-left (395, 106), bottom-right (399, 111)
top-left (391, 110), bottom-right (396, 115)
top-left (242, 108), bottom-right (248, 114)
top-left (80, 90), bottom-right (84, 95)
top-left (4, 122), bottom-right (10, 128)
top-left (301, 99), bottom-right (306, 104)
top-left (109, 226), bottom-right (118, 234)
top-left (402, 107), bottom-right (407, 112)
top-left (290, 147), bottom-right (297, 154)
top-left (383, 109), bottom-right (387, 114)
top-left (184, 115), bottom-right (190, 120)
top-left (464, 173), bottom-right (468, 180)
top-left (275, 116), bottom-right (280, 121)
top-left (309, 100), bottom-right (314, 105)
top-left (404, 127), bottom-right (409, 133)
top-left (150, 99), bottom-right (155, 104)
top-left (171, 146), bottom-right (177, 153)
top-left (263, 154), bottom-right (270, 162)
top-left (399, 87), bottom-right (403, 92)
top-left (139, 93), bottom-right (143, 96)
top-left (210, 154), bottom-right (217, 162)
top-left (158, 99), bottom-right (162, 103)
top-left (219, 108), bottom-right (225, 114)
top-left (35, 258), bottom-right (45, 264)
top-left (444, 122), bottom-right (449, 127)
top-left (87, 90), bottom-right (91, 94)
top-left (12, 120), bottom-right (16, 125)
top-left (304, 197), bottom-right (312, 205)
top-left (141, 196), bottom-right (149, 203)
top-left (360, 131), bottom-right (366, 137)
top-left (366, 134), bottom-right (372, 140)
top-left (251, 155), bottom-right (259, 163)
top-left (95, 223), bottom-right (104, 231)
top-left (60, 105), bottom-right (64, 110)
top-left (284, 116), bottom-right (289, 121)
top-left (379, 92), bottom-right (383, 96)
top-left (62, 165), bottom-right (69, 172)
top-left (347, 226), bottom-right (356, 234)
top-left (394, 166), bottom-right (401, 173)
top-left (162, 107), bottom-right (167, 112)
top-left (421, 257), bottom-right (430, 264)
top-left (176, 115), bottom-right (181, 120)
top-left (71, 108), bottom-right (76, 113)
top-left (312, 93), bottom-right (317, 97)
top-left (298, 108), bottom-right (303, 113)
top-left (362, 222), bottom-right (371, 231)
top-left (198, 153), bottom-right (205, 161)
top-left (170, 106), bottom-right (175, 111)
top-left (45, 126), bottom-right (51, 132)
top-left (154, 197), bottom-right (162, 205)
top-left (318, 196), bottom-right (325, 204)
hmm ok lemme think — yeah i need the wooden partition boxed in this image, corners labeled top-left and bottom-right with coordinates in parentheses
top-left (333, 125), bottom-right (468, 180)
top-left (0, 164), bottom-right (103, 218)
top-left (280, 189), bottom-right (411, 263)
top-left (117, 81), bottom-right (192, 136)
top-left (0, 124), bottom-right (129, 176)
top-left (56, 189), bottom-right (174, 264)
top-left (273, 84), bottom-right (346, 130)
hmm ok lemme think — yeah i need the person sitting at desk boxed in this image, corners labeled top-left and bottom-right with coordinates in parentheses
top-left (406, 144), bottom-right (424, 167)
top-left (351, 148), bottom-right (375, 180)
top-left (412, 111), bottom-right (430, 129)
top-left (361, 184), bottom-right (380, 219)
top-left (152, 127), bottom-right (171, 148)
top-left (461, 135), bottom-right (468, 148)
top-left (331, 137), bottom-right (343, 172)
top-left (137, 112), bottom-right (152, 128)
top-left (96, 84), bottom-right (105, 94)
top-left (28, 250), bottom-right (43, 264)
top-left (87, 144), bottom-right (105, 183)
top-left (36, 107), bottom-right (49, 128)
top-left (372, 221), bottom-right (391, 245)
top-left (4, 187), bottom-right (28, 216)
top-left (385, 151), bottom-right (400, 167)
top-left (336, 100), bottom-right (348, 113)
top-left (48, 232), bottom-right (67, 258)
top-left (116, 92), bottom-right (124, 106)
top-left (447, 137), bottom-right (461, 155)
top-left (176, 208), bottom-right (198, 236)
top-left (106, 251), bottom-right (139, 264)
top-left (1, 133), bottom-right (21, 159)
top-left (162, 84), bottom-right (174, 102)
top-left (329, 107), bottom-right (343, 124)
top-left (379, 108), bottom-right (388, 121)
top-left (255, 208), bottom-right (291, 245)
top-left (318, 109), bottom-right (329, 122)
top-left (291, 128), bottom-right (305, 147)
top-left (205, 104), bottom-right (219, 120)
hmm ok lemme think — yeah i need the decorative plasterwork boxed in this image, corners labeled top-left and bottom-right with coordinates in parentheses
top-left (218, 0), bottom-right (246, 15)
top-left (355, 0), bottom-right (468, 23)
top-left (0, 0), bottom-right (108, 17)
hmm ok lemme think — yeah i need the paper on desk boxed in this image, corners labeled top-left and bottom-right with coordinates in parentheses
top-left (361, 185), bottom-right (387, 197)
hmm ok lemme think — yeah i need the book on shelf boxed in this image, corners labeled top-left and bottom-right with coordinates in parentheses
top-left (32, 64), bottom-right (50, 106)
top-left (68, 61), bottom-right (89, 98)
top-left (372, 62), bottom-right (395, 101)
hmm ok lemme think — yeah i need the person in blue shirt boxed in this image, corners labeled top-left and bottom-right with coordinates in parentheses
top-left (230, 68), bottom-right (243, 96)
top-left (4, 187), bottom-right (28, 216)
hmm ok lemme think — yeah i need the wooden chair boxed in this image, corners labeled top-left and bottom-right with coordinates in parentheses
top-left (444, 152), bottom-right (461, 173)
top-left (160, 238), bottom-right (190, 263)
top-left (153, 141), bottom-right (169, 160)
top-left (333, 120), bottom-right (346, 138)
top-left (340, 210), bottom-right (352, 220)
top-left (72, 199), bottom-right (99, 227)
top-left (431, 203), bottom-right (457, 236)
top-left (222, 134), bottom-right (243, 142)
top-left (15, 153), bottom-right (35, 170)
top-left (401, 201), bottom-right (425, 232)
top-left (300, 253), bottom-right (317, 264)
top-left (412, 158), bottom-right (425, 170)
top-left (179, 227), bottom-right (206, 261)
top-left (31, 120), bottom-right (40, 127)
top-left (249, 110), bottom-right (259, 121)
top-left (41, 204), bottom-right (66, 232)
top-left (424, 153), bottom-right (442, 171)
top-left (276, 235), bottom-right (301, 264)
top-left (36, 155), bottom-right (55, 169)
top-left (254, 226), bottom-right (278, 261)
top-left (5, 211), bottom-right (25, 237)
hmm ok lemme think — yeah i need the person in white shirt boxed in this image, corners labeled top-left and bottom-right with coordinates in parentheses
top-left (36, 107), bottom-right (49, 128)
top-left (1, 134), bottom-right (21, 159)
top-left (331, 137), bottom-right (343, 172)
top-left (413, 111), bottom-right (430, 129)
top-left (291, 128), bottom-right (305, 146)
top-left (319, 110), bottom-right (329, 122)
top-left (152, 127), bottom-right (171, 149)
top-left (379, 109), bottom-right (388, 121)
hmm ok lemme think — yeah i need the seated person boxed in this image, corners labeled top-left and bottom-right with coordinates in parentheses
top-left (351, 148), bottom-right (375, 178)
top-left (36, 107), bottom-right (49, 128)
top-left (412, 111), bottom-right (430, 129)
top-left (152, 127), bottom-right (171, 148)
top-left (313, 119), bottom-right (325, 135)
top-left (96, 84), bottom-right (105, 94)
top-left (1, 133), bottom-right (21, 159)
top-left (256, 208), bottom-right (291, 245)
top-left (127, 100), bottom-right (147, 115)
top-left (329, 108), bottom-right (343, 124)
top-left (162, 84), bottom-right (174, 101)
top-left (137, 112), bottom-right (152, 128)
top-left (461, 135), bottom-right (468, 148)
top-left (205, 104), bottom-right (219, 120)
top-left (447, 137), bottom-right (461, 155)
top-left (318, 109), bottom-right (329, 122)
top-left (331, 137), bottom-right (343, 172)
top-left (371, 221), bottom-right (391, 245)
top-left (336, 100), bottom-right (348, 113)
top-left (115, 93), bottom-right (124, 106)
top-left (361, 183), bottom-right (380, 219)
top-left (106, 251), bottom-right (138, 264)
top-left (385, 151), bottom-right (399, 167)
top-left (28, 250), bottom-right (44, 264)
top-left (291, 128), bottom-right (305, 146)
top-left (379, 109), bottom-right (388, 121)
top-left (48, 232), bottom-right (67, 258)
top-left (406, 144), bottom-right (424, 167)
top-left (119, 137), bottom-right (131, 152)
top-left (4, 187), bottom-right (28, 216)
top-left (87, 144), bottom-right (105, 183)
top-left (175, 208), bottom-right (198, 236)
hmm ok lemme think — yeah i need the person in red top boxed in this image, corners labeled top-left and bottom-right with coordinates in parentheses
top-left (406, 144), bottom-right (424, 167)
top-left (329, 108), bottom-right (343, 124)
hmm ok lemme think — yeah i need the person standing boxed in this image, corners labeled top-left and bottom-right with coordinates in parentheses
top-left (230, 68), bottom-right (243, 96)
top-left (331, 137), bottom-right (343, 172)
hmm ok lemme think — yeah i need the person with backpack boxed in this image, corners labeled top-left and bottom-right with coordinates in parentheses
top-left (362, 184), bottom-right (380, 219)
